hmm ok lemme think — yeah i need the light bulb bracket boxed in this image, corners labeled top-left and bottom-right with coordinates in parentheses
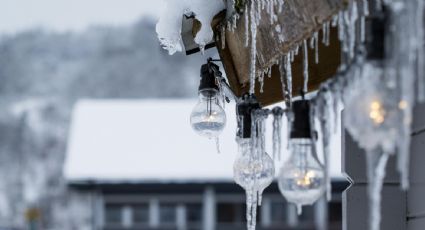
top-left (200, 58), bottom-right (239, 103)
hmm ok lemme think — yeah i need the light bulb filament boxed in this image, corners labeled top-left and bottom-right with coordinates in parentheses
top-left (296, 171), bottom-right (315, 187)
top-left (369, 100), bottom-right (385, 124)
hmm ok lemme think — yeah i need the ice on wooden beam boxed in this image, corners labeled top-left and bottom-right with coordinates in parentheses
top-left (156, 0), bottom-right (225, 54)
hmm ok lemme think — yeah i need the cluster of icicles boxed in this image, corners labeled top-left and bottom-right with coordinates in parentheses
top-left (224, 0), bottom-right (425, 230)
top-left (157, 0), bottom-right (425, 229)
top-left (234, 109), bottom-right (275, 230)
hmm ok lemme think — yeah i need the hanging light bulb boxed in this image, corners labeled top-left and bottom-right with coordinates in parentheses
top-left (190, 61), bottom-right (226, 139)
top-left (277, 99), bottom-right (325, 214)
top-left (233, 94), bottom-right (275, 230)
top-left (344, 63), bottom-right (406, 153)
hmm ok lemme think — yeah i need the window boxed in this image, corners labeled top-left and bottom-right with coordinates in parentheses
top-left (187, 203), bottom-right (202, 223)
top-left (298, 205), bottom-right (315, 222)
top-left (217, 203), bottom-right (245, 223)
top-left (216, 202), bottom-right (246, 230)
top-left (160, 203), bottom-right (177, 224)
top-left (133, 204), bottom-right (149, 225)
top-left (187, 204), bottom-right (202, 230)
top-left (270, 202), bottom-right (286, 224)
top-left (104, 204), bottom-right (122, 225)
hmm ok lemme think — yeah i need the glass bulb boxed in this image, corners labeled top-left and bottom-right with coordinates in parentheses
top-left (233, 138), bottom-right (275, 193)
top-left (233, 138), bottom-right (275, 230)
top-left (190, 89), bottom-right (226, 139)
top-left (278, 138), bottom-right (325, 207)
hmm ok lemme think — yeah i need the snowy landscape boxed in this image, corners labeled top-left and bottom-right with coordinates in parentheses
top-left (1, 0), bottom-right (425, 230)
top-left (0, 2), bottom-right (217, 228)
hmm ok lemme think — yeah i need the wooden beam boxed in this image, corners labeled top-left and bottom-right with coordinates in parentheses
top-left (214, 0), bottom-right (346, 106)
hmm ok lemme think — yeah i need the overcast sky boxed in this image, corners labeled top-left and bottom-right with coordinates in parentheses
top-left (0, 0), bottom-right (164, 34)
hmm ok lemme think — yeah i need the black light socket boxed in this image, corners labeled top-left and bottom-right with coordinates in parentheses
top-left (290, 99), bottom-right (312, 138)
top-left (365, 8), bottom-right (388, 60)
top-left (237, 94), bottom-right (261, 138)
top-left (199, 62), bottom-right (219, 91)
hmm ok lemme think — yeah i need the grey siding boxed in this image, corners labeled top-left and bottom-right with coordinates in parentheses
top-left (342, 129), bottom-right (407, 230)
top-left (407, 103), bottom-right (425, 230)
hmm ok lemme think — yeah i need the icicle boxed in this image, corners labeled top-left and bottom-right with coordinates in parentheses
top-left (297, 204), bottom-right (303, 216)
top-left (200, 45), bottom-right (205, 55)
top-left (362, 0), bottom-right (369, 16)
top-left (233, 14), bottom-right (239, 31)
top-left (251, 192), bottom-right (258, 230)
top-left (348, 1), bottom-right (358, 59)
top-left (290, 50), bottom-right (295, 62)
top-left (259, 72), bottom-right (265, 93)
top-left (302, 40), bottom-right (309, 93)
top-left (360, 16), bottom-right (366, 43)
top-left (313, 87), bottom-right (333, 202)
top-left (294, 44), bottom-right (300, 56)
top-left (272, 111), bottom-right (283, 160)
top-left (324, 92), bottom-right (333, 201)
top-left (360, 0), bottom-right (369, 43)
top-left (279, 57), bottom-right (289, 107)
top-left (310, 34), bottom-right (315, 49)
top-left (246, 190), bottom-right (253, 230)
top-left (314, 31), bottom-right (319, 64)
top-left (217, 77), bottom-right (226, 109)
top-left (245, 3), bottom-right (250, 47)
top-left (332, 14), bottom-right (339, 28)
top-left (331, 83), bottom-right (342, 134)
top-left (367, 151), bottom-right (389, 230)
top-left (338, 11), bottom-right (345, 42)
top-left (249, 0), bottom-right (259, 95)
top-left (221, 25), bottom-right (226, 49)
top-left (278, 0), bottom-right (284, 13)
top-left (215, 137), bottom-right (221, 154)
top-left (269, 0), bottom-right (274, 24)
top-left (397, 125), bottom-right (411, 190)
top-left (322, 22), bottom-right (328, 45)
top-left (325, 21), bottom-right (331, 46)
top-left (285, 54), bottom-right (293, 103)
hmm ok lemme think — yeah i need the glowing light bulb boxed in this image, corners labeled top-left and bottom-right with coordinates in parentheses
top-left (190, 89), bottom-right (226, 139)
top-left (233, 138), bottom-right (275, 230)
top-left (233, 138), bottom-right (275, 194)
top-left (398, 100), bottom-right (408, 110)
top-left (278, 138), bottom-right (325, 211)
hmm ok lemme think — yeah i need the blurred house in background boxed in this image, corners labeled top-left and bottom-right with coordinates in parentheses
top-left (0, 3), bottom-right (347, 229)
top-left (64, 100), bottom-right (348, 230)
top-left (0, 17), bottom-right (215, 229)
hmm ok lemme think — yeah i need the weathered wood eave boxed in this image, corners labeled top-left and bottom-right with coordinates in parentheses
top-left (213, 0), bottom-right (348, 106)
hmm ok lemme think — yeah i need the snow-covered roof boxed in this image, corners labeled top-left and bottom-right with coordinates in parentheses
top-left (64, 99), bottom-right (344, 184)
